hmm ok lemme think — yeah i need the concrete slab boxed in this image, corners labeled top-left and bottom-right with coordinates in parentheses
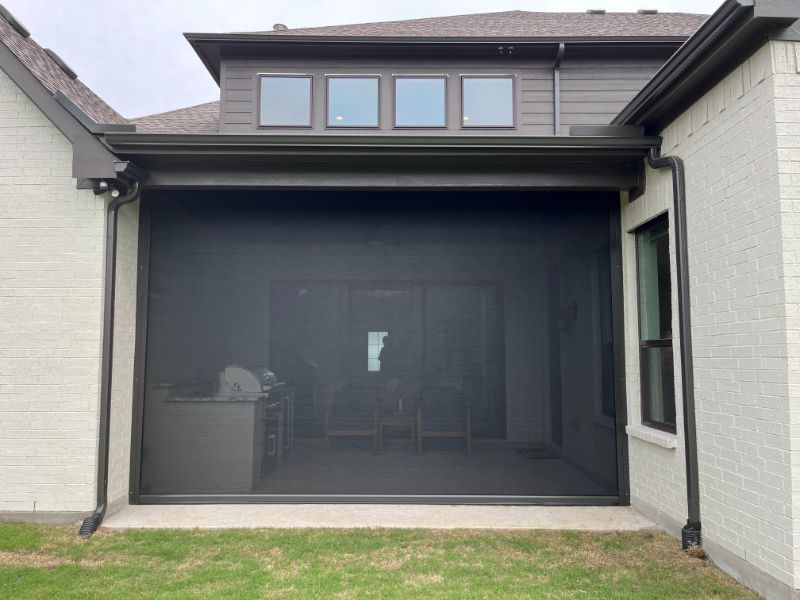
top-left (102, 505), bottom-right (656, 531)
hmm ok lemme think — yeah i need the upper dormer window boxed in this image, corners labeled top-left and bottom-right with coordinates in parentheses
top-left (259, 74), bottom-right (312, 127)
top-left (327, 76), bottom-right (380, 128)
top-left (393, 76), bottom-right (447, 128)
top-left (461, 75), bottom-right (515, 128)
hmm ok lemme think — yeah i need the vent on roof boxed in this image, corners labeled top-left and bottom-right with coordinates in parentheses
top-left (273, 23), bottom-right (288, 31)
top-left (43, 48), bottom-right (78, 80)
top-left (637, 9), bottom-right (658, 14)
top-left (0, 3), bottom-right (31, 38)
top-left (586, 9), bottom-right (606, 15)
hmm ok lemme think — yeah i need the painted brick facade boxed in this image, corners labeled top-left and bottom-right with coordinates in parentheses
top-left (773, 40), bottom-right (800, 592)
top-left (624, 40), bottom-right (800, 591)
top-left (0, 69), bottom-right (137, 517)
top-left (108, 199), bottom-right (138, 509)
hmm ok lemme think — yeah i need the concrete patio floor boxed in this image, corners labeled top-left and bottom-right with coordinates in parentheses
top-left (102, 504), bottom-right (656, 531)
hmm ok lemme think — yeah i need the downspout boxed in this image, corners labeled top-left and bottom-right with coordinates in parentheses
top-left (79, 179), bottom-right (141, 539)
top-left (553, 42), bottom-right (565, 136)
top-left (646, 148), bottom-right (701, 550)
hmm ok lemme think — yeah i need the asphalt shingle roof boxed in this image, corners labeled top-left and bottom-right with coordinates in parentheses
top-left (250, 10), bottom-right (708, 38)
top-left (133, 100), bottom-right (220, 133)
top-left (0, 10), bottom-right (127, 125)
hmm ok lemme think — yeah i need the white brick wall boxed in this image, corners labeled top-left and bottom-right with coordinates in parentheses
top-left (772, 40), bottom-right (800, 590)
top-left (625, 41), bottom-right (800, 588)
top-left (107, 200), bottom-right (138, 509)
top-left (621, 179), bottom-right (689, 532)
top-left (0, 68), bottom-right (137, 516)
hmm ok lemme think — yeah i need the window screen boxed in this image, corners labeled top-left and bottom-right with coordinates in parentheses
top-left (259, 75), bottom-right (312, 127)
top-left (139, 191), bottom-right (620, 500)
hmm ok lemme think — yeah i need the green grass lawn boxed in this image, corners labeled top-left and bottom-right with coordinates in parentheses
top-left (0, 523), bottom-right (758, 599)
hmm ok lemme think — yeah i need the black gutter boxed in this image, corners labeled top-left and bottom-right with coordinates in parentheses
top-left (614, 0), bottom-right (800, 131)
top-left (79, 173), bottom-right (142, 539)
top-left (553, 43), bottom-right (565, 136)
top-left (646, 148), bottom-right (701, 551)
top-left (102, 132), bottom-right (661, 156)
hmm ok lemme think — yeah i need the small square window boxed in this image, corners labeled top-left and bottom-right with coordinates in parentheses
top-left (259, 75), bottom-right (312, 127)
top-left (327, 76), bottom-right (379, 127)
top-left (461, 76), bottom-right (514, 128)
top-left (394, 76), bottom-right (446, 127)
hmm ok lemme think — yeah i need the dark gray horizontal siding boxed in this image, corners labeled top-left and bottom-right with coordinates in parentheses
top-left (558, 59), bottom-right (663, 134)
top-left (219, 56), bottom-right (663, 136)
top-left (521, 71), bottom-right (554, 134)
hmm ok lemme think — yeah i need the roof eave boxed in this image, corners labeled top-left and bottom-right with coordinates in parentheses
top-left (613, 0), bottom-right (800, 131)
top-left (185, 32), bottom-right (691, 85)
top-left (185, 32), bottom-right (693, 44)
top-left (0, 27), bottom-right (123, 180)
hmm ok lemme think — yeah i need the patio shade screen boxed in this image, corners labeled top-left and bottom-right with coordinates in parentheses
top-left (139, 190), bottom-right (620, 500)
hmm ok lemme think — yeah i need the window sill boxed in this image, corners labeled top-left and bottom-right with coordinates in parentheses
top-left (626, 424), bottom-right (678, 449)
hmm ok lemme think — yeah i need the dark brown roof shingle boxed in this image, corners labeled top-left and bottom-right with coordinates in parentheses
top-left (250, 10), bottom-right (708, 38)
top-left (133, 100), bottom-right (219, 133)
top-left (0, 9), bottom-right (127, 125)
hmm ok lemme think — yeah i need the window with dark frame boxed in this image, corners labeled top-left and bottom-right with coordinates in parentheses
top-left (394, 76), bottom-right (447, 128)
top-left (259, 75), bottom-right (312, 127)
top-left (636, 215), bottom-right (676, 433)
top-left (368, 331), bottom-right (388, 372)
top-left (461, 76), bottom-right (514, 128)
top-left (327, 76), bottom-right (380, 127)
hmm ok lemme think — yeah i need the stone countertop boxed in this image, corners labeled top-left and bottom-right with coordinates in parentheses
top-left (165, 395), bottom-right (263, 403)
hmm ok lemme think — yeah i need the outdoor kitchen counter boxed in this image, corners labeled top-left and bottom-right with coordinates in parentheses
top-left (141, 387), bottom-right (267, 494)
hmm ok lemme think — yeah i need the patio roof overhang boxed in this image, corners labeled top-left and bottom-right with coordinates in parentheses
top-left (100, 132), bottom-right (661, 191)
